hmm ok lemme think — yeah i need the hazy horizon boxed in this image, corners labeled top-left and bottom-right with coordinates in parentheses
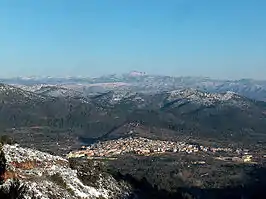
top-left (1, 70), bottom-right (265, 81)
top-left (1, 1), bottom-right (266, 79)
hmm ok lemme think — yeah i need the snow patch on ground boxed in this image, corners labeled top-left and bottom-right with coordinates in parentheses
top-left (1, 144), bottom-right (124, 199)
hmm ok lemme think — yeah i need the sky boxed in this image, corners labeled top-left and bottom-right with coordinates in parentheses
top-left (0, 0), bottom-right (266, 79)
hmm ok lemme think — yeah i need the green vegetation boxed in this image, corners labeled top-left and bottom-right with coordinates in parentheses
top-left (69, 158), bottom-right (106, 189)
top-left (49, 173), bottom-right (67, 189)
top-left (0, 179), bottom-right (41, 199)
top-left (49, 172), bottom-right (75, 196)
top-left (0, 143), bottom-right (6, 185)
top-left (0, 180), bottom-right (27, 199)
top-left (0, 135), bottom-right (14, 145)
top-left (103, 153), bottom-right (266, 199)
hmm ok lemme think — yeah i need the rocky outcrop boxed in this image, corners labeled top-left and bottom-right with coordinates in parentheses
top-left (0, 144), bottom-right (132, 199)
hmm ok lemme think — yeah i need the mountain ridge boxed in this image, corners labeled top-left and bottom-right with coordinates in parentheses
top-left (2, 73), bottom-right (266, 101)
top-left (0, 83), bottom-right (265, 149)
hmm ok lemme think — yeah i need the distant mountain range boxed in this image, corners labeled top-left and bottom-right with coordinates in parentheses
top-left (1, 73), bottom-right (266, 101)
top-left (0, 82), bottom-right (266, 148)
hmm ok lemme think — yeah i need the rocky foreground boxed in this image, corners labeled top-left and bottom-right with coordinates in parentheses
top-left (0, 144), bottom-right (131, 199)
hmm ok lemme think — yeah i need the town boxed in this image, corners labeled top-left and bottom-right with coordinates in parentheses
top-left (67, 137), bottom-right (255, 163)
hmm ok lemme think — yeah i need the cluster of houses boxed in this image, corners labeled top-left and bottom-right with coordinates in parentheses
top-left (67, 137), bottom-right (242, 159)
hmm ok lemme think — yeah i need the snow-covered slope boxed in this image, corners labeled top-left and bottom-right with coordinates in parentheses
top-left (13, 84), bottom-right (84, 98)
top-left (3, 74), bottom-right (266, 101)
top-left (0, 84), bottom-right (47, 102)
top-left (1, 144), bottom-right (131, 199)
top-left (167, 89), bottom-right (248, 107)
top-left (91, 88), bottom-right (250, 109)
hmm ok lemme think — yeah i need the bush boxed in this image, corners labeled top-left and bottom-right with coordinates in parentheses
top-left (0, 180), bottom-right (27, 199)
top-left (0, 135), bottom-right (14, 145)
top-left (0, 145), bottom-right (6, 184)
top-left (49, 173), bottom-right (67, 189)
top-left (49, 173), bottom-right (75, 196)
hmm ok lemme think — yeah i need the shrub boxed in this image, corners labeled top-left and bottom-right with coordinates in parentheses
top-left (0, 135), bottom-right (14, 145)
top-left (0, 145), bottom-right (6, 184)
top-left (49, 173), bottom-right (67, 189)
top-left (0, 180), bottom-right (27, 199)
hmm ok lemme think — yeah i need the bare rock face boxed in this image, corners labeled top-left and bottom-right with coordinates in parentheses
top-left (0, 144), bottom-right (132, 199)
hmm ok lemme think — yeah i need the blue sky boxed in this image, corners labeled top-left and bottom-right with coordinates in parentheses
top-left (0, 0), bottom-right (266, 79)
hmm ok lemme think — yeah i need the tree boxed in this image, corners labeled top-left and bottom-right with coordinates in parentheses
top-left (0, 144), bottom-right (6, 184)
